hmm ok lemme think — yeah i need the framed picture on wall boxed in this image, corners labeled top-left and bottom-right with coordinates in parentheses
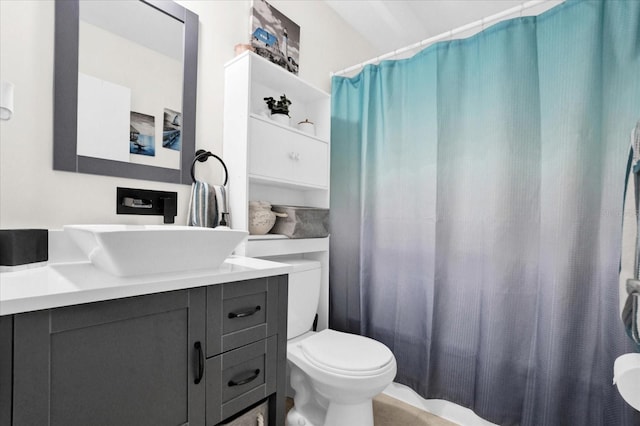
top-left (250, 0), bottom-right (300, 75)
top-left (129, 111), bottom-right (155, 156)
top-left (162, 108), bottom-right (182, 151)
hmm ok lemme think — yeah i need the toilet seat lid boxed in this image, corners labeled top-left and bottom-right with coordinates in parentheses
top-left (299, 329), bottom-right (394, 376)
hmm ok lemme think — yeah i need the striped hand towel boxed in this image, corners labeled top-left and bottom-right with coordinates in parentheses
top-left (187, 180), bottom-right (228, 228)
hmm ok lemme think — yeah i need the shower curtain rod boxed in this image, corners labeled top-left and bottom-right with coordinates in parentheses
top-left (331, 0), bottom-right (556, 77)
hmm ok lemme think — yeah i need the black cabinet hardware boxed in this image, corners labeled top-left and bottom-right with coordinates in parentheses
top-left (228, 369), bottom-right (260, 387)
top-left (228, 306), bottom-right (261, 319)
top-left (194, 341), bottom-right (204, 384)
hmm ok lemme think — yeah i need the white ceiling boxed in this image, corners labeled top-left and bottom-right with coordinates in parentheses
top-left (325, 0), bottom-right (562, 56)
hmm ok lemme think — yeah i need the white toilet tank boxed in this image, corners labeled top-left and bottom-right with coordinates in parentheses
top-left (282, 259), bottom-right (322, 339)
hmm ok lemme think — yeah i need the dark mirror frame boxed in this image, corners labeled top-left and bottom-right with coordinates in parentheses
top-left (53, 0), bottom-right (198, 185)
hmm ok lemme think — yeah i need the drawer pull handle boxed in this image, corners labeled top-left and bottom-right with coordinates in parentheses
top-left (194, 341), bottom-right (204, 384)
top-left (228, 305), bottom-right (261, 319)
top-left (228, 369), bottom-right (261, 387)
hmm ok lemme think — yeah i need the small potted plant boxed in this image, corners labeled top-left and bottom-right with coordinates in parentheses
top-left (263, 95), bottom-right (292, 125)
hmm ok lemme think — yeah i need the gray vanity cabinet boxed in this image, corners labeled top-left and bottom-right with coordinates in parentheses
top-left (0, 316), bottom-right (12, 426)
top-left (11, 288), bottom-right (206, 426)
top-left (1, 274), bottom-right (288, 426)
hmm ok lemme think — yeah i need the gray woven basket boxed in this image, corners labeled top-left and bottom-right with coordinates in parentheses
top-left (270, 205), bottom-right (329, 239)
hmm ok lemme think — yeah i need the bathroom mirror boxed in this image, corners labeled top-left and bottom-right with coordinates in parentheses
top-left (53, 0), bottom-right (199, 184)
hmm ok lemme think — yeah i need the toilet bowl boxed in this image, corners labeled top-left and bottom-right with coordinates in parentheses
top-left (287, 329), bottom-right (397, 426)
top-left (281, 259), bottom-right (397, 426)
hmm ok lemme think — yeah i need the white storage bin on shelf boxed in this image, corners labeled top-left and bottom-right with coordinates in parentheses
top-left (222, 51), bottom-right (331, 330)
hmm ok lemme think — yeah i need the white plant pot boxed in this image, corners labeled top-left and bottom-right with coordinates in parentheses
top-left (270, 113), bottom-right (290, 126)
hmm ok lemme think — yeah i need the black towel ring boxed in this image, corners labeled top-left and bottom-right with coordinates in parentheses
top-left (190, 149), bottom-right (229, 186)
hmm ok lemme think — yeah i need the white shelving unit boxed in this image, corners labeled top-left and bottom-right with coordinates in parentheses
top-left (222, 51), bottom-right (331, 330)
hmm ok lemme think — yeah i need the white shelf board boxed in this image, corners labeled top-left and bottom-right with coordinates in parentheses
top-left (247, 234), bottom-right (289, 241)
top-left (225, 51), bottom-right (330, 103)
top-left (248, 174), bottom-right (328, 191)
top-left (240, 236), bottom-right (330, 258)
top-left (250, 113), bottom-right (328, 144)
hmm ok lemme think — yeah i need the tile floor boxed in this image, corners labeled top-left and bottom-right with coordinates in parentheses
top-left (285, 394), bottom-right (459, 425)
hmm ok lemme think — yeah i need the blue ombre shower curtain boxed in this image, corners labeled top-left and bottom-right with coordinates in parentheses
top-left (330, 1), bottom-right (640, 425)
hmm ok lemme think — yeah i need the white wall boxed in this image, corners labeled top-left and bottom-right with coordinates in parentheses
top-left (0, 0), bottom-right (376, 229)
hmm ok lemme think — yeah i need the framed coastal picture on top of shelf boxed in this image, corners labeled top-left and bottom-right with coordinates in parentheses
top-left (250, 0), bottom-right (300, 75)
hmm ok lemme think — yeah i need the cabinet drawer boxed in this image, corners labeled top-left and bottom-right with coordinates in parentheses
top-left (207, 278), bottom-right (279, 356)
top-left (206, 336), bottom-right (277, 424)
top-left (249, 116), bottom-right (328, 188)
top-left (223, 291), bottom-right (266, 335)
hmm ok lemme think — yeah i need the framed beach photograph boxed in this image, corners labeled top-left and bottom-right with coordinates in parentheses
top-left (250, 0), bottom-right (300, 74)
top-left (129, 111), bottom-right (155, 156)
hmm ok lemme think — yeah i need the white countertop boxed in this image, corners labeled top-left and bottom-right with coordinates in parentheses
top-left (0, 256), bottom-right (292, 316)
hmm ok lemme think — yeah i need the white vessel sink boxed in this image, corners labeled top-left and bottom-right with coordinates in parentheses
top-left (64, 225), bottom-right (248, 277)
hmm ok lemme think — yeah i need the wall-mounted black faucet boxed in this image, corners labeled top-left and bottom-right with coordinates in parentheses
top-left (116, 187), bottom-right (177, 224)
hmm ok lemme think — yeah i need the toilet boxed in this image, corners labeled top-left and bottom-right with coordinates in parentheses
top-left (283, 259), bottom-right (397, 426)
